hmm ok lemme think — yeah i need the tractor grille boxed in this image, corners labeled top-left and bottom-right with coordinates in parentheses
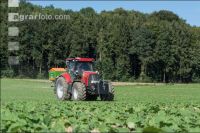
top-left (88, 74), bottom-right (100, 94)
top-left (88, 74), bottom-right (100, 85)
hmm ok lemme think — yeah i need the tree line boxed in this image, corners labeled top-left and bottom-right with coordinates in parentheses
top-left (1, 1), bottom-right (200, 82)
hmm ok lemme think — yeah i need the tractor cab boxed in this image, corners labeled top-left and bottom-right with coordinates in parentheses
top-left (66, 57), bottom-right (95, 76)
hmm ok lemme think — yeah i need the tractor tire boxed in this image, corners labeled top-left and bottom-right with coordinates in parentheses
top-left (55, 77), bottom-right (71, 100)
top-left (100, 84), bottom-right (114, 101)
top-left (86, 95), bottom-right (98, 101)
top-left (71, 82), bottom-right (86, 101)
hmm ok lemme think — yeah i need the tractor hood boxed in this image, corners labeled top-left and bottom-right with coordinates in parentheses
top-left (81, 71), bottom-right (98, 86)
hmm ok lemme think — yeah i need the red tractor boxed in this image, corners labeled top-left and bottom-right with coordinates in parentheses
top-left (49, 57), bottom-right (114, 101)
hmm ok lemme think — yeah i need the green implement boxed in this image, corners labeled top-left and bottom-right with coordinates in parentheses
top-left (49, 68), bottom-right (65, 81)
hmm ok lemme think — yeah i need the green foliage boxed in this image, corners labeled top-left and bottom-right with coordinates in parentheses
top-left (1, 79), bottom-right (200, 132)
top-left (1, 69), bottom-right (15, 78)
top-left (36, 73), bottom-right (46, 79)
top-left (1, 2), bottom-right (200, 82)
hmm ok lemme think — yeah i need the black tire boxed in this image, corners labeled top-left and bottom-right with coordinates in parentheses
top-left (86, 95), bottom-right (98, 101)
top-left (100, 83), bottom-right (114, 101)
top-left (71, 82), bottom-right (86, 101)
top-left (55, 77), bottom-right (71, 100)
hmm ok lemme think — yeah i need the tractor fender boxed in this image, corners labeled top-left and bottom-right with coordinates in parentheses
top-left (60, 73), bottom-right (72, 84)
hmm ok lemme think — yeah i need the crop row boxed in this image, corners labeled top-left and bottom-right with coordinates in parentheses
top-left (1, 101), bottom-right (200, 132)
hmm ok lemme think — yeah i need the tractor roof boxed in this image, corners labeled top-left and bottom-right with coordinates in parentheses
top-left (66, 57), bottom-right (94, 62)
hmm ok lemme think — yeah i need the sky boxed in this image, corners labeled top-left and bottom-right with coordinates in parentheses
top-left (29, 1), bottom-right (200, 26)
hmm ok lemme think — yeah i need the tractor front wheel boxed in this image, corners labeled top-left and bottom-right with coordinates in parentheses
top-left (71, 82), bottom-right (86, 101)
top-left (55, 77), bottom-right (71, 100)
top-left (100, 83), bottom-right (114, 101)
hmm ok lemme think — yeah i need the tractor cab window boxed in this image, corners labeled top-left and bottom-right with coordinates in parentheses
top-left (66, 61), bottom-right (75, 71)
top-left (75, 62), bottom-right (94, 73)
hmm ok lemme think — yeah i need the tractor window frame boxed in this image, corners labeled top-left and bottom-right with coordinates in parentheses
top-left (74, 61), bottom-right (94, 72)
top-left (67, 60), bottom-right (75, 71)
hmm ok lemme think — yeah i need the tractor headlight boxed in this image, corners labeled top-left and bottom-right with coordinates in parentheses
top-left (88, 74), bottom-right (100, 86)
top-left (91, 80), bottom-right (99, 84)
top-left (95, 71), bottom-right (99, 74)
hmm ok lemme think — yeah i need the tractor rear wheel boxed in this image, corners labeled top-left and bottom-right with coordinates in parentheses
top-left (55, 77), bottom-right (71, 100)
top-left (71, 82), bottom-right (86, 101)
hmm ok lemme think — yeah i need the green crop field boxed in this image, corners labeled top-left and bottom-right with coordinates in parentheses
top-left (1, 79), bottom-right (200, 132)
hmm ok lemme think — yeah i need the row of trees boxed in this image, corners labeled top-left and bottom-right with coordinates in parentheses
top-left (1, 1), bottom-right (200, 82)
